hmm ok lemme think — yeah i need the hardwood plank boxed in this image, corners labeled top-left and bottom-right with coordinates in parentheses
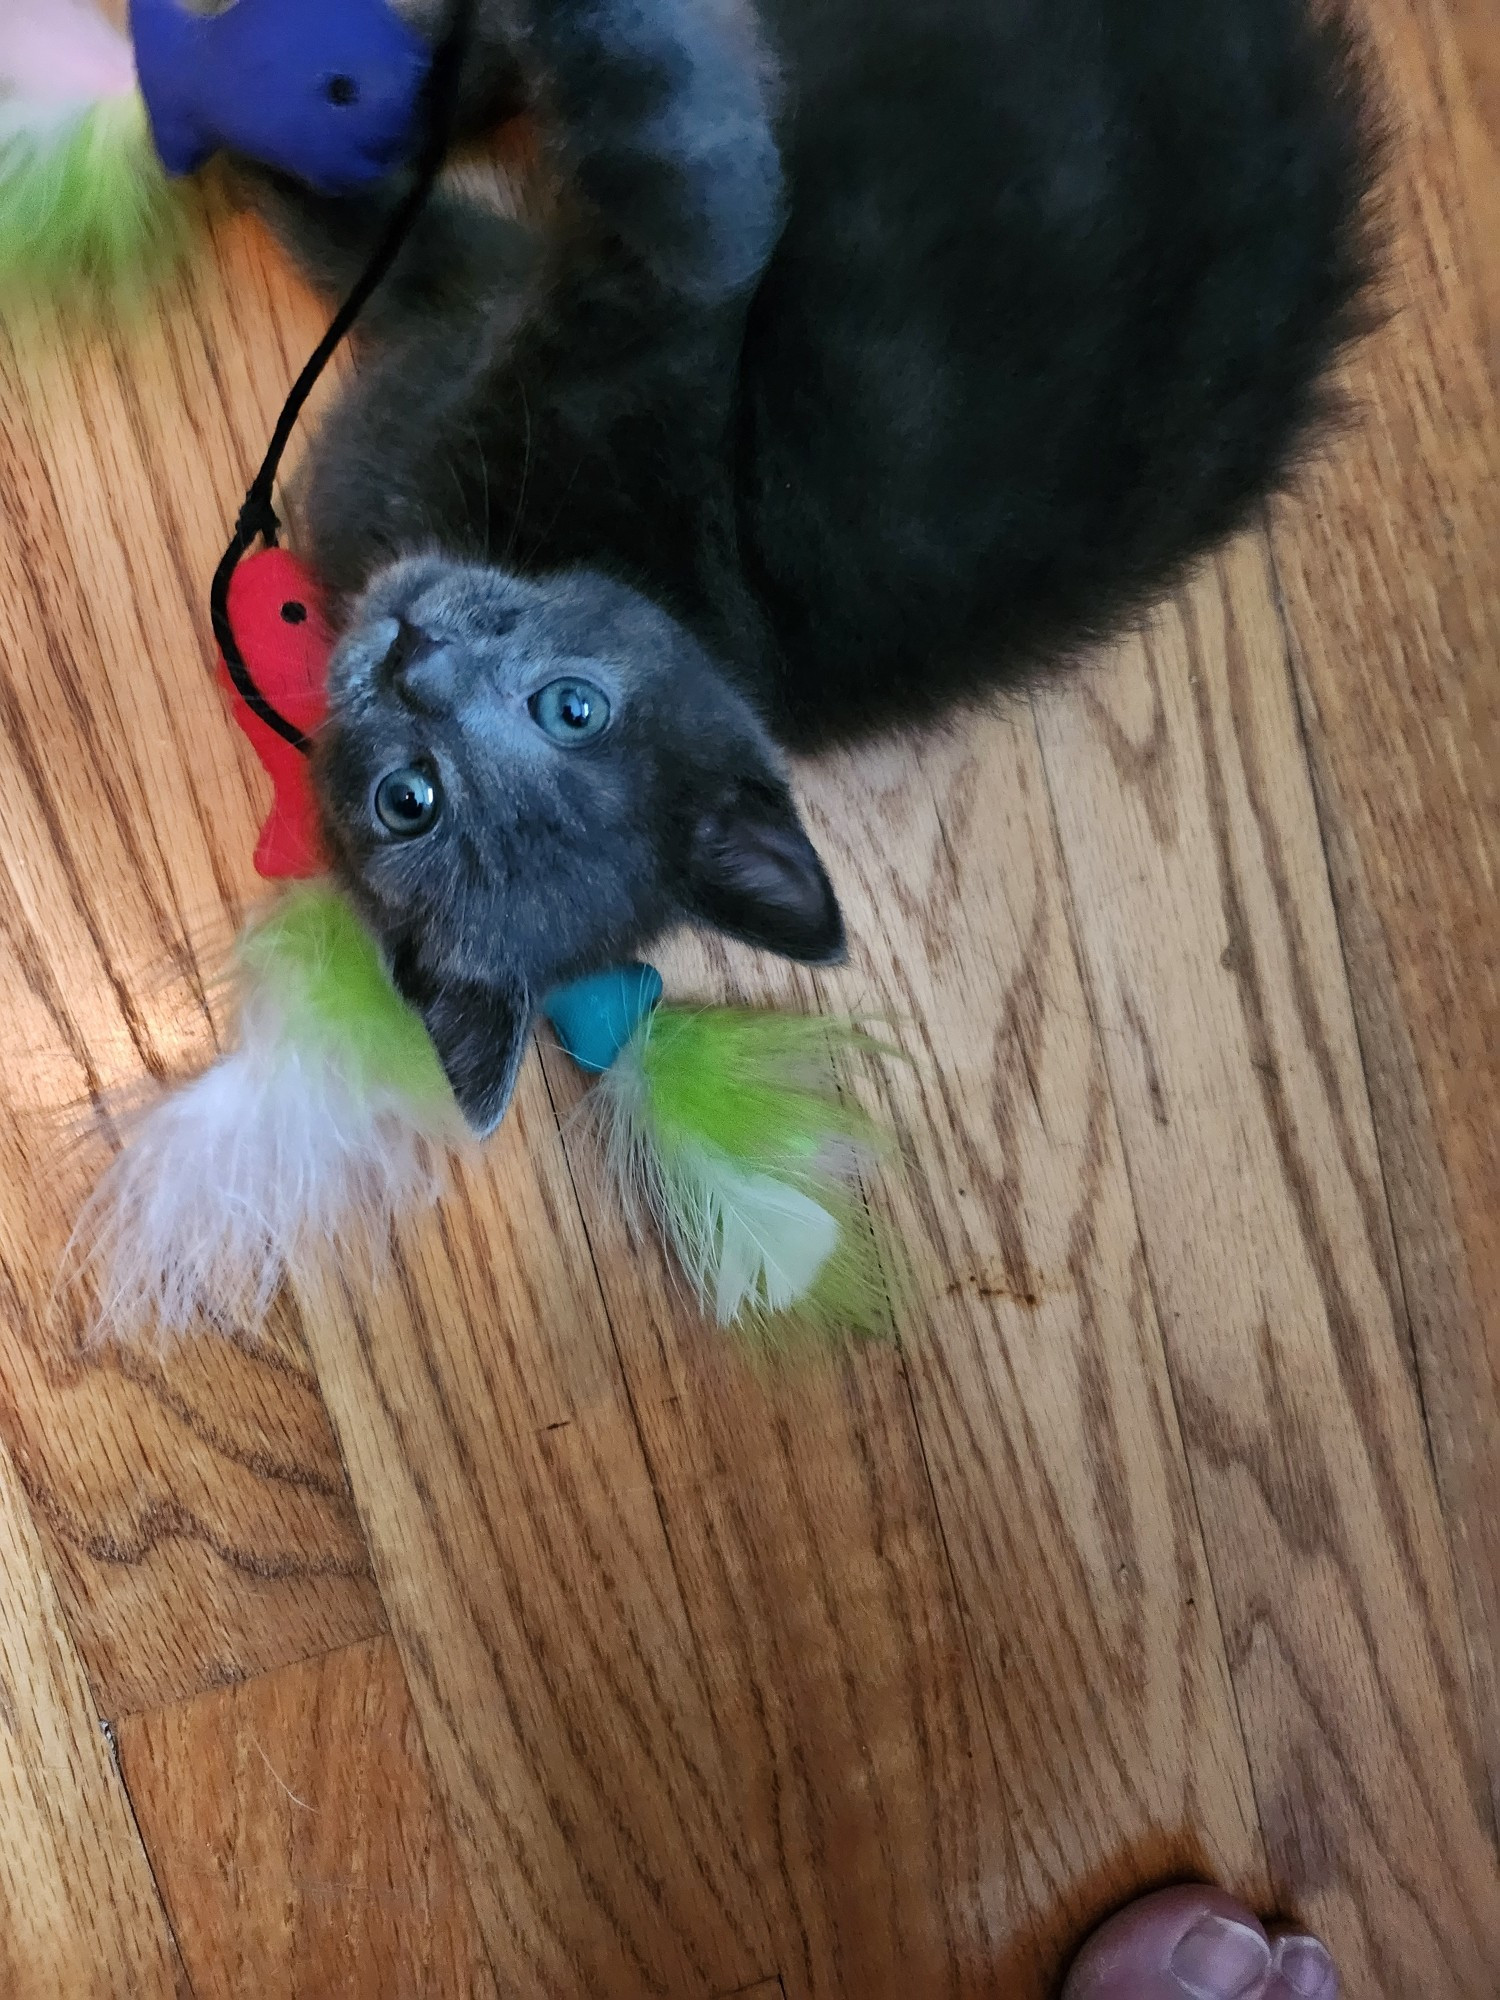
top-left (1036, 537), bottom-right (1500, 1995)
top-left (296, 1081), bottom-right (775, 2000)
top-left (0, 1298), bottom-right (385, 1720)
top-left (615, 1337), bottom-right (1037, 2000)
top-left (543, 1009), bottom-right (1041, 2000)
top-left (0, 1432), bottom-right (184, 1998)
top-left (580, 710), bottom-right (1269, 1993)
top-left (801, 723), bottom-right (1271, 1963)
top-left (1268, 0), bottom-right (1500, 1817)
top-left (117, 1636), bottom-right (496, 1999)
top-left (0, 227), bottom-right (386, 1711)
top-left (1443, 0), bottom-right (1498, 368)
top-left (718, 1985), bottom-right (785, 2000)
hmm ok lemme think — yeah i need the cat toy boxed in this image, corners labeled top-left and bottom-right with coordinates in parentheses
top-left (80, 542), bottom-right (898, 1341)
top-left (73, 0), bottom-right (902, 1344)
top-left (0, 0), bottom-right (430, 298)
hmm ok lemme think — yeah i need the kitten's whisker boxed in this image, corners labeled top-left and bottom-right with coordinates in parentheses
top-left (504, 378), bottom-right (533, 566)
top-left (471, 421), bottom-right (493, 553)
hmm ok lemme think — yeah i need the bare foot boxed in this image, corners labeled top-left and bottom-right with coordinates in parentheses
top-left (1062, 1885), bottom-right (1340, 1999)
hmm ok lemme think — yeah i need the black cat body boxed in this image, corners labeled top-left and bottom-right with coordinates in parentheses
top-left (261, 0), bottom-right (1376, 1128)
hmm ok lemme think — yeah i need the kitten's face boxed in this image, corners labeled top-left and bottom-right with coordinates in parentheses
top-left (315, 558), bottom-right (844, 1131)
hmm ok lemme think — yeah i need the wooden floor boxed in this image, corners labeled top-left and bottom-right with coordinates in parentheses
top-left (1, 2), bottom-right (1496, 1994)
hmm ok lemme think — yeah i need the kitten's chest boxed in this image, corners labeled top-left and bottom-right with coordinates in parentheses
top-left (476, 373), bottom-right (735, 616)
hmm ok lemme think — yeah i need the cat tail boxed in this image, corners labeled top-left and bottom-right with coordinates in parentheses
top-left (0, 0), bottom-right (186, 304)
top-left (66, 885), bottom-right (466, 1344)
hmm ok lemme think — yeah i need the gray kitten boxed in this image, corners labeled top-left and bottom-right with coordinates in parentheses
top-left (320, 558), bottom-right (841, 1130)
top-left (270, 0), bottom-right (1373, 1131)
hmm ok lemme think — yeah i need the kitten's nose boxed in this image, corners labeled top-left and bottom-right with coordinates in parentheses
top-left (379, 617), bottom-right (439, 688)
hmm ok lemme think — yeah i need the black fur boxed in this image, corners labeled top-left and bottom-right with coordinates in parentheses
top-left (285, 0), bottom-right (1375, 739)
top-left (257, 0), bottom-right (1377, 1127)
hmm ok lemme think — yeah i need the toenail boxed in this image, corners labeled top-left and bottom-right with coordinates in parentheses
top-left (1169, 1913), bottom-right (1272, 1998)
top-left (1274, 1935), bottom-right (1339, 1998)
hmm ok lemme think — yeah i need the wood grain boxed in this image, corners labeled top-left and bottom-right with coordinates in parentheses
top-left (814, 721), bottom-right (1272, 1957)
top-left (0, 1431), bottom-right (184, 1998)
top-left (1444, 0), bottom-right (1498, 368)
top-left (0, 219), bottom-right (386, 1715)
top-left (600, 709), bottom-right (1271, 1985)
top-left (1036, 536), bottom-right (1500, 1995)
top-left (1268, 0), bottom-right (1500, 1820)
top-left (542, 1014), bottom-right (1039, 1999)
top-left (0, 2), bottom-right (1495, 1994)
top-left (295, 1080), bottom-right (777, 2000)
top-left (118, 1636), bottom-right (496, 1999)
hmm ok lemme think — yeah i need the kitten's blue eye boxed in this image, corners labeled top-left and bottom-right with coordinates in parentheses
top-left (530, 678), bottom-right (611, 743)
top-left (374, 764), bottom-right (441, 838)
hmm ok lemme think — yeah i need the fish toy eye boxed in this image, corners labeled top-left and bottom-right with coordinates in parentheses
top-left (373, 763), bottom-right (441, 837)
top-left (529, 678), bottom-right (611, 744)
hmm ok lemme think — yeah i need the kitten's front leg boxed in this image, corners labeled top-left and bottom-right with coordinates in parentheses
top-left (524, 0), bottom-right (786, 303)
top-left (243, 167), bottom-right (537, 340)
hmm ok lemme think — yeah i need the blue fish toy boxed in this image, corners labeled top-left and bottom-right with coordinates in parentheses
top-left (0, 0), bottom-right (434, 302)
top-left (132, 0), bottom-right (431, 192)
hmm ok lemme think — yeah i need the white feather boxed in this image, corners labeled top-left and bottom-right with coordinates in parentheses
top-left (706, 1167), bottom-right (840, 1324)
top-left (69, 979), bottom-right (457, 1343)
top-left (589, 1050), bottom-right (842, 1326)
top-left (0, 0), bottom-right (137, 139)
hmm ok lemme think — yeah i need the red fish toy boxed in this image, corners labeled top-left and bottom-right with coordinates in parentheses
top-left (215, 548), bottom-right (332, 880)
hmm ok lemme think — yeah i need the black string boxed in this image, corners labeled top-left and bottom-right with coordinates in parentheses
top-left (211, 0), bottom-right (478, 754)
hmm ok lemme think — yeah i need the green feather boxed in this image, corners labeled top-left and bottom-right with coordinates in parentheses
top-left (602, 1006), bottom-right (907, 1347)
top-left (238, 883), bottom-right (456, 1113)
top-left (240, 903), bottom-right (907, 1343)
top-left (0, 95), bottom-right (188, 305)
top-left (639, 1008), bottom-right (887, 1164)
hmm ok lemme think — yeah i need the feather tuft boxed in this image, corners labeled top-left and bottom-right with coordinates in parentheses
top-left (0, 0), bottom-right (138, 111)
top-left (69, 886), bottom-right (463, 1341)
top-left (588, 1006), bottom-right (904, 1345)
top-left (0, 2), bottom-right (185, 305)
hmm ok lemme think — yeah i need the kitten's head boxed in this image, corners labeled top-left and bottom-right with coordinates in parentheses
top-left (315, 558), bottom-right (844, 1133)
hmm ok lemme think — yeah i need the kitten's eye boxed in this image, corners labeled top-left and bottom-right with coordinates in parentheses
top-left (530, 678), bottom-right (611, 744)
top-left (374, 763), bottom-right (442, 838)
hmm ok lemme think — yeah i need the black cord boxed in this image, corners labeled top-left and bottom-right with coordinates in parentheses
top-left (211, 0), bottom-right (478, 754)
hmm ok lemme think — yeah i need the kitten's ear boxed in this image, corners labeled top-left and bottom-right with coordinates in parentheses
top-left (391, 947), bottom-right (532, 1137)
top-left (686, 777), bottom-right (846, 965)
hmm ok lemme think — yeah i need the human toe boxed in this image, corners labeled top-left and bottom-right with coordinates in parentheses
top-left (1062, 1885), bottom-right (1273, 2000)
top-left (1265, 1931), bottom-right (1339, 2000)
